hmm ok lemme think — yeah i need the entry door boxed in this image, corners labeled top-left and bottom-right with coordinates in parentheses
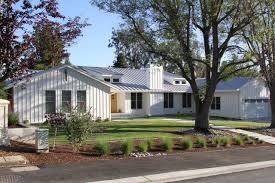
top-left (111, 94), bottom-right (117, 113)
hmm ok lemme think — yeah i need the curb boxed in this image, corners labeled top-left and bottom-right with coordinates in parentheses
top-left (89, 160), bottom-right (275, 183)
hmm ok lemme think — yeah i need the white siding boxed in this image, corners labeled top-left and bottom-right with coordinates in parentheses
top-left (122, 92), bottom-right (195, 117)
top-left (13, 67), bottom-right (111, 124)
top-left (239, 79), bottom-right (270, 119)
top-left (210, 92), bottom-right (240, 119)
top-left (146, 65), bottom-right (163, 90)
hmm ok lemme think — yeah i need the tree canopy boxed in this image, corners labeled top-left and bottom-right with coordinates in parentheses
top-left (91, 0), bottom-right (257, 131)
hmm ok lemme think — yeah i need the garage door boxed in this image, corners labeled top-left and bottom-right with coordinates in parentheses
top-left (243, 99), bottom-right (271, 120)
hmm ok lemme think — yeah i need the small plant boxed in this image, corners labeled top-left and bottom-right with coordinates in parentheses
top-left (214, 137), bottom-right (222, 148)
top-left (94, 141), bottom-right (110, 156)
top-left (23, 120), bottom-right (30, 125)
top-left (103, 118), bottom-right (110, 122)
top-left (221, 137), bottom-right (232, 147)
top-left (45, 113), bottom-right (66, 150)
top-left (242, 135), bottom-right (250, 141)
top-left (196, 137), bottom-right (207, 148)
top-left (63, 111), bottom-right (95, 153)
top-left (247, 138), bottom-right (256, 145)
top-left (8, 113), bottom-right (19, 126)
top-left (181, 136), bottom-right (193, 150)
top-left (95, 117), bottom-right (102, 122)
top-left (161, 138), bottom-right (174, 152)
top-left (121, 140), bottom-right (134, 155)
top-left (234, 136), bottom-right (244, 146)
top-left (138, 141), bottom-right (149, 152)
top-left (146, 139), bottom-right (154, 151)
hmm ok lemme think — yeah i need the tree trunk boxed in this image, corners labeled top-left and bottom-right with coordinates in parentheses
top-left (195, 103), bottom-right (210, 132)
top-left (270, 87), bottom-right (275, 128)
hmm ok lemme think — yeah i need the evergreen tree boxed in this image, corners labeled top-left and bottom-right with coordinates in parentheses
top-left (113, 53), bottom-right (128, 68)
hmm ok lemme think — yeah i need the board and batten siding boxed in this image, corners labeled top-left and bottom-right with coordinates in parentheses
top-left (239, 79), bottom-right (270, 119)
top-left (209, 92), bottom-right (240, 119)
top-left (13, 67), bottom-right (111, 124)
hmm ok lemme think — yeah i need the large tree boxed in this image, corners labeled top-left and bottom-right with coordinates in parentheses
top-left (92, 0), bottom-right (256, 131)
top-left (243, 0), bottom-right (275, 127)
top-left (113, 53), bottom-right (128, 68)
top-left (33, 18), bottom-right (88, 70)
top-left (0, 0), bottom-right (88, 81)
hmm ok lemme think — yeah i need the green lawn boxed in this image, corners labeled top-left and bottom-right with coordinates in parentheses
top-left (39, 116), bottom-right (270, 145)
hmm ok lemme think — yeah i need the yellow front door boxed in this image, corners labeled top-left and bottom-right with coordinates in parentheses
top-left (111, 94), bottom-right (117, 113)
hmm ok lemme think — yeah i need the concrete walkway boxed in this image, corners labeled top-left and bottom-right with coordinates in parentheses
top-left (212, 126), bottom-right (275, 145)
top-left (0, 155), bottom-right (29, 167)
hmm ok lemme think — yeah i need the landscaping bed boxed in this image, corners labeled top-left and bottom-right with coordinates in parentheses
top-left (0, 131), bottom-right (270, 167)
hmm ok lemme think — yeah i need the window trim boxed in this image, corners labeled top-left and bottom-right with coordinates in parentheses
top-left (211, 97), bottom-right (221, 110)
top-left (164, 93), bottom-right (174, 108)
top-left (183, 93), bottom-right (192, 108)
top-left (45, 90), bottom-right (56, 114)
top-left (62, 90), bottom-right (72, 113)
top-left (131, 93), bottom-right (143, 109)
top-left (77, 90), bottom-right (86, 112)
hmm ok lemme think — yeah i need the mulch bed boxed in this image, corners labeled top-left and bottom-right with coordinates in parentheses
top-left (0, 137), bottom-right (271, 167)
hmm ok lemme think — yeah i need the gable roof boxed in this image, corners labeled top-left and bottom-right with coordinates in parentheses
top-left (79, 66), bottom-right (191, 92)
top-left (5, 64), bottom-right (255, 93)
top-left (196, 77), bottom-right (254, 91)
top-left (4, 65), bottom-right (115, 89)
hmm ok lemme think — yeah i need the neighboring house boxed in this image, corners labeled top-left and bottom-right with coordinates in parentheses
top-left (5, 64), bottom-right (271, 124)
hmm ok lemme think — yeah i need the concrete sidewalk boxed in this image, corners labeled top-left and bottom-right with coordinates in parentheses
top-left (212, 126), bottom-right (275, 144)
top-left (2, 146), bottom-right (275, 183)
top-left (0, 155), bottom-right (28, 167)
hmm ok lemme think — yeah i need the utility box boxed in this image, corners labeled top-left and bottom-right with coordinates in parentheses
top-left (0, 99), bottom-right (10, 146)
top-left (35, 129), bottom-right (49, 153)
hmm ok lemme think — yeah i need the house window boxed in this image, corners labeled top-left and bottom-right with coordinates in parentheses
top-left (45, 91), bottom-right (56, 114)
top-left (131, 93), bottom-right (142, 109)
top-left (175, 81), bottom-right (180, 84)
top-left (64, 69), bottom-right (68, 81)
top-left (164, 93), bottom-right (174, 108)
top-left (62, 90), bottom-right (71, 113)
top-left (104, 78), bottom-right (111, 82)
top-left (183, 93), bottom-right (192, 108)
top-left (113, 78), bottom-right (120, 83)
top-left (77, 91), bottom-right (86, 112)
top-left (211, 97), bottom-right (221, 110)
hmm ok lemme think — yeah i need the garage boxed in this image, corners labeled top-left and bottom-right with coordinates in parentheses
top-left (243, 99), bottom-right (271, 120)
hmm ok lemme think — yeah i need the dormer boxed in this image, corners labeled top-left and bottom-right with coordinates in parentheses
top-left (173, 78), bottom-right (187, 85)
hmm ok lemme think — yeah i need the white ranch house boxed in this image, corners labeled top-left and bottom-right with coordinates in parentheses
top-left (5, 64), bottom-right (271, 124)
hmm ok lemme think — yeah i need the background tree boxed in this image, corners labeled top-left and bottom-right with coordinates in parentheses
top-left (109, 26), bottom-right (154, 69)
top-left (0, 0), bottom-right (88, 81)
top-left (91, 0), bottom-right (256, 131)
top-left (113, 53), bottom-right (128, 68)
top-left (32, 18), bottom-right (89, 70)
top-left (243, 0), bottom-right (275, 127)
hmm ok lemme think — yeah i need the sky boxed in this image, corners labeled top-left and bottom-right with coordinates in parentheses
top-left (58, 0), bottom-right (121, 67)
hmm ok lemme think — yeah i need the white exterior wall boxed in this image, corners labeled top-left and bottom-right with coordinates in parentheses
top-left (117, 92), bottom-right (126, 113)
top-left (146, 65), bottom-right (163, 90)
top-left (239, 79), bottom-right (270, 119)
top-left (13, 67), bottom-right (111, 124)
top-left (122, 92), bottom-right (195, 117)
top-left (210, 92), bottom-right (240, 119)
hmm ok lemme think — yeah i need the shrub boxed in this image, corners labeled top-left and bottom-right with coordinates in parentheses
top-left (103, 118), bottom-right (110, 122)
top-left (94, 141), bottom-right (110, 156)
top-left (242, 135), bottom-right (250, 141)
top-left (63, 111), bottom-right (95, 153)
top-left (196, 137), bottom-right (207, 148)
top-left (121, 140), bottom-right (134, 155)
top-left (247, 138), bottom-right (256, 145)
top-left (161, 138), bottom-right (174, 152)
top-left (45, 113), bottom-right (66, 150)
top-left (146, 139), bottom-right (154, 151)
top-left (8, 113), bottom-right (19, 126)
top-left (181, 136), bottom-right (193, 150)
top-left (95, 118), bottom-right (102, 122)
top-left (221, 137), bottom-right (232, 147)
top-left (138, 141), bottom-right (149, 152)
top-left (234, 136), bottom-right (244, 146)
top-left (213, 137), bottom-right (222, 148)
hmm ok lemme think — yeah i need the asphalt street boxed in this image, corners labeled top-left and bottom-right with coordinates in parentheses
top-left (177, 167), bottom-right (275, 183)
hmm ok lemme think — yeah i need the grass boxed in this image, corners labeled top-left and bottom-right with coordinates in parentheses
top-left (36, 116), bottom-right (270, 145)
